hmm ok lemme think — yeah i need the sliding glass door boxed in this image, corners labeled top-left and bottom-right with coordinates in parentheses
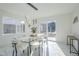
top-left (48, 22), bottom-right (56, 32)
top-left (40, 21), bottom-right (56, 33)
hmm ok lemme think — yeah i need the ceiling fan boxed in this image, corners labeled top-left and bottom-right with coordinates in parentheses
top-left (27, 3), bottom-right (38, 11)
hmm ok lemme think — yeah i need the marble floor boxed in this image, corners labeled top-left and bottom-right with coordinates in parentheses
top-left (29, 37), bottom-right (77, 56)
top-left (0, 37), bottom-right (77, 56)
top-left (21, 37), bottom-right (77, 56)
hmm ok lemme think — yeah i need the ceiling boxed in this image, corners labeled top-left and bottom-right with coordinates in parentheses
top-left (0, 3), bottom-right (79, 19)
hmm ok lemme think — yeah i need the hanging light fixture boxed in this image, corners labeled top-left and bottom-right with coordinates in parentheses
top-left (27, 3), bottom-right (38, 11)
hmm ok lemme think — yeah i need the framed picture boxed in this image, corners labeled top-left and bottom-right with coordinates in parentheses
top-left (73, 16), bottom-right (78, 24)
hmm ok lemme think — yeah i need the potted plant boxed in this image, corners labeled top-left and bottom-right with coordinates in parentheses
top-left (31, 27), bottom-right (37, 33)
top-left (30, 27), bottom-right (37, 37)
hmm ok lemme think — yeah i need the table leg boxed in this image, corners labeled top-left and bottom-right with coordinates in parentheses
top-left (78, 40), bottom-right (79, 56)
top-left (70, 39), bottom-right (71, 53)
top-left (67, 36), bottom-right (68, 45)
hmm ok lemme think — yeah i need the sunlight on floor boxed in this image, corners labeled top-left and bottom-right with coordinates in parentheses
top-left (43, 37), bottom-right (65, 56)
top-left (48, 41), bottom-right (65, 56)
top-left (48, 37), bottom-right (56, 41)
top-left (31, 37), bottom-right (65, 56)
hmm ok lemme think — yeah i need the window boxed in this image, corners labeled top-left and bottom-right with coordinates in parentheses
top-left (40, 24), bottom-right (46, 33)
top-left (48, 22), bottom-right (55, 32)
top-left (21, 24), bottom-right (25, 33)
top-left (33, 19), bottom-right (37, 25)
top-left (3, 24), bottom-right (16, 34)
top-left (40, 21), bottom-right (56, 33)
top-left (3, 17), bottom-right (25, 34)
top-left (17, 23), bottom-right (25, 33)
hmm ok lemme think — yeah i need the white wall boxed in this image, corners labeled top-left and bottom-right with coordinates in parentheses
top-left (71, 6), bottom-right (79, 51)
top-left (38, 13), bottom-right (73, 43)
top-left (72, 7), bottom-right (79, 38)
top-left (55, 14), bottom-right (72, 43)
